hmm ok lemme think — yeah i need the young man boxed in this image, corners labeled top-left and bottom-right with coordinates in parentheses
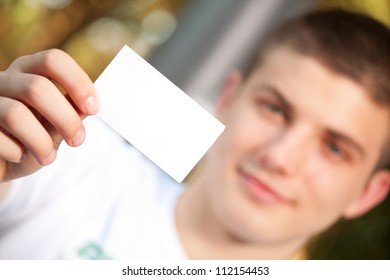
top-left (0, 9), bottom-right (389, 259)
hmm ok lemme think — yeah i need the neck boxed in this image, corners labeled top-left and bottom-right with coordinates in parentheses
top-left (175, 175), bottom-right (307, 260)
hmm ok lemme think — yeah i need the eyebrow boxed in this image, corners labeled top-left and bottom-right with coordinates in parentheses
top-left (256, 83), bottom-right (293, 114)
top-left (256, 83), bottom-right (366, 159)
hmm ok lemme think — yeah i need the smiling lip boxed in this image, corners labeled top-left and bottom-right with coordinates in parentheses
top-left (239, 168), bottom-right (290, 205)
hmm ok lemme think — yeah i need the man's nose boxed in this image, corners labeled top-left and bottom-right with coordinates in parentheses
top-left (256, 124), bottom-right (312, 176)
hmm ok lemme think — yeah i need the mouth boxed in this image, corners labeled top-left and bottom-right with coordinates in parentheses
top-left (239, 168), bottom-right (292, 205)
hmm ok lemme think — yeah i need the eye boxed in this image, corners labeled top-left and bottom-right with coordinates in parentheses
top-left (255, 99), bottom-right (288, 123)
top-left (325, 140), bottom-right (349, 161)
top-left (328, 141), bottom-right (342, 155)
top-left (266, 103), bottom-right (283, 114)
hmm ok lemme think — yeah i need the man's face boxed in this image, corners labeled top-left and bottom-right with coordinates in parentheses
top-left (200, 47), bottom-right (389, 246)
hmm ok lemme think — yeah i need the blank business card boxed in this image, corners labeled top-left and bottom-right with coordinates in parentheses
top-left (94, 45), bottom-right (225, 182)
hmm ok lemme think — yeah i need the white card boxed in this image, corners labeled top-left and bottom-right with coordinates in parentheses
top-left (94, 45), bottom-right (225, 182)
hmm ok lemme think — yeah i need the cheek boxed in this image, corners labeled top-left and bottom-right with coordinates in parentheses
top-left (205, 108), bottom-right (266, 191)
top-left (219, 107), bottom-right (278, 158)
top-left (303, 159), bottom-right (365, 220)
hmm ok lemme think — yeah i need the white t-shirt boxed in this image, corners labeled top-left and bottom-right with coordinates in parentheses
top-left (0, 117), bottom-right (187, 259)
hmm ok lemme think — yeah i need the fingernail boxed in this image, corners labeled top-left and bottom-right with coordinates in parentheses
top-left (84, 95), bottom-right (99, 115)
top-left (19, 148), bottom-right (27, 162)
top-left (71, 128), bottom-right (85, 147)
top-left (42, 149), bottom-right (56, 166)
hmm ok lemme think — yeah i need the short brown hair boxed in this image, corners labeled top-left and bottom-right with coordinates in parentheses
top-left (246, 9), bottom-right (390, 169)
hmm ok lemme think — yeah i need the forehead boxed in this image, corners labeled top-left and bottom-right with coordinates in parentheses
top-left (243, 47), bottom-right (390, 161)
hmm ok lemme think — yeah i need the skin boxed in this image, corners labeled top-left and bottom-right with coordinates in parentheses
top-left (175, 47), bottom-right (390, 259)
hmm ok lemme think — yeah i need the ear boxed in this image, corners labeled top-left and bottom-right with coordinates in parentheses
top-left (343, 170), bottom-right (390, 219)
top-left (215, 70), bottom-right (243, 117)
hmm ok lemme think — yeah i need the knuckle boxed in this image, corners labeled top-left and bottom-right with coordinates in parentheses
top-left (24, 76), bottom-right (50, 100)
top-left (2, 101), bottom-right (25, 127)
top-left (40, 49), bottom-right (66, 70)
top-left (6, 56), bottom-right (26, 71)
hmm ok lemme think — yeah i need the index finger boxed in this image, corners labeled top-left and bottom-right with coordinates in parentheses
top-left (8, 49), bottom-right (100, 116)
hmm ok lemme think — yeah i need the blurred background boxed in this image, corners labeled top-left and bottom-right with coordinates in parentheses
top-left (0, 0), bottom-right (389, 259)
